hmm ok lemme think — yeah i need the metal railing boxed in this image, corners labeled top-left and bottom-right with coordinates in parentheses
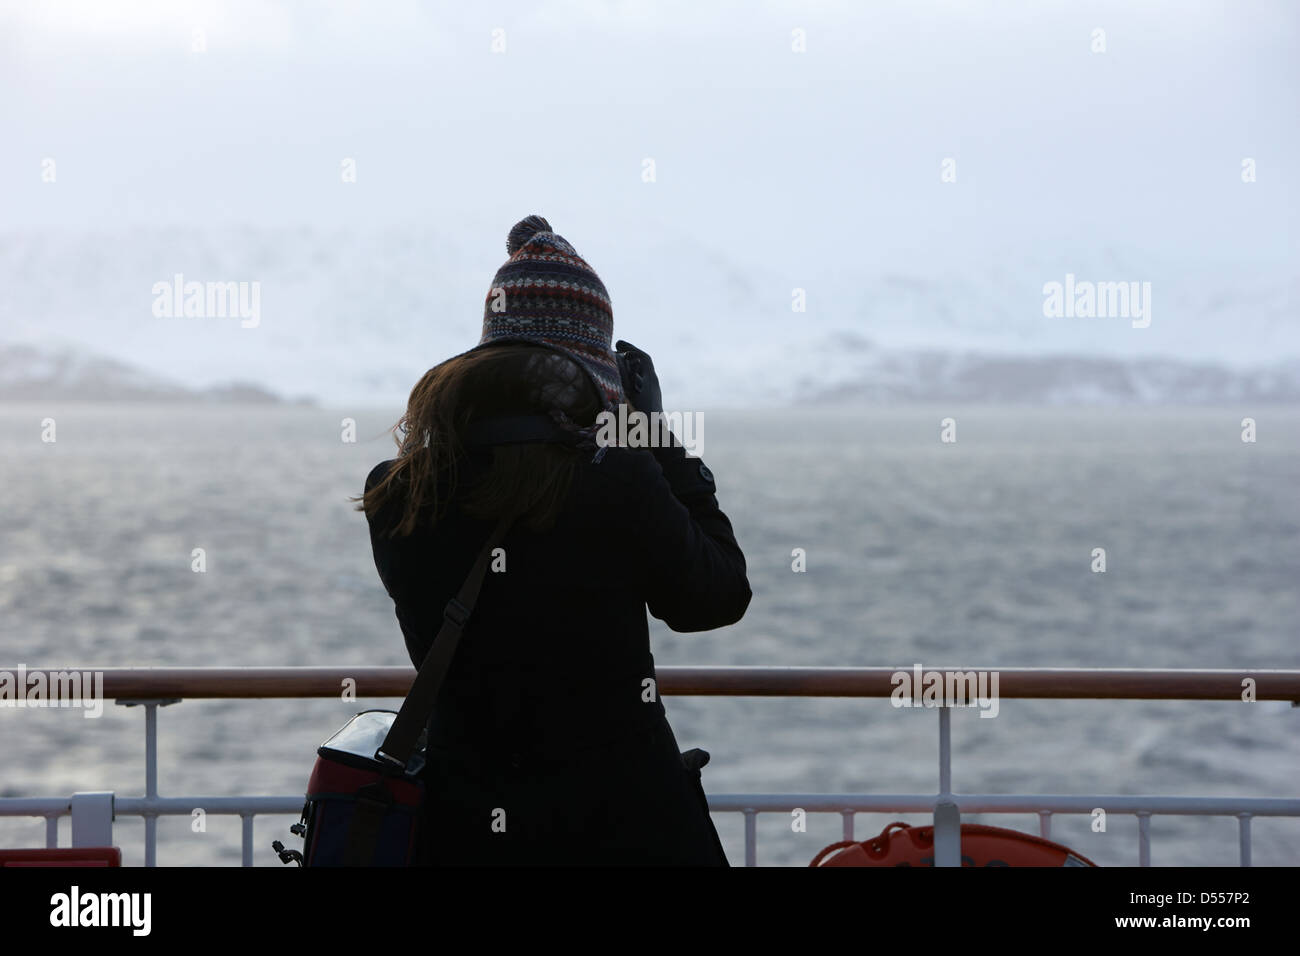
top-left (2, 666), bottom-right (1298, 866)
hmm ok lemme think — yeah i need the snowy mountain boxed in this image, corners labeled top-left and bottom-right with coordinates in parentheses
top-left (0, 344), bottom-right (296, 404)
top-left (1, 225), bottom-right (1295, 407)
top-left (2, 340), bottom-right (1294, 408)
top-left (800, 341), bottom-right (1300, 406)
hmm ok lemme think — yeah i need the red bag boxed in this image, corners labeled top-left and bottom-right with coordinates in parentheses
top-left (273, 516), bottom-right (512, 867)
top-left (292, 710), bottom-right (426, 866)
top-left (811, 821), bottom-right (1096, 867)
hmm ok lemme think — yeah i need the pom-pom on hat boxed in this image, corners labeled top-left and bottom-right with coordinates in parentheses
top-left (477, 215), bottom-right (625, 409)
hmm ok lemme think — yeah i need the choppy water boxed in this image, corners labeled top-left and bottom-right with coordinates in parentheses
top-left (1, 404), bottom-right (1297, 866)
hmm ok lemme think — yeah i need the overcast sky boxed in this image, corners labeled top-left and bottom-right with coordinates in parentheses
top-left (1, 0), bottom-right (1296, 395)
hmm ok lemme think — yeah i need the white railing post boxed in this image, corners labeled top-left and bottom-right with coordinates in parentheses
top-left (145, 701), bottom-right (159, 866)
top-left (840, 809), bottom-right (855, 842)
top-left (933, 706), bottom-right (961, 866)
top-left (241, 814), bottom-right (255, 867)
top-left (1237, 813), bottom-right (1252, 867)
top-left (743, 809), bottom-right (758, 867)
top-left (1137, 811), bottom-right (1152, 866)
top-left (70, 792), bottom-right (114, 847)
top-left (118, 697), bottom-right (181, 867)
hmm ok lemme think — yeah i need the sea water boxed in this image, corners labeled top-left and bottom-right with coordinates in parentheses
top-left (1, 404), bottom-right (1297, 866)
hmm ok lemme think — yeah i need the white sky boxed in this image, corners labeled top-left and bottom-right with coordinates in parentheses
top-left (0, 0), bottom-right (1296, 393)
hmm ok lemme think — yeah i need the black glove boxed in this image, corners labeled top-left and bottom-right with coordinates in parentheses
top-left (615, 339), bottom-right (663, 415)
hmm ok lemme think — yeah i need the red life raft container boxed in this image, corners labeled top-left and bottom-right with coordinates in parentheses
top-left (0, 847), bottom-right (122, 867)
top-left (811, 821), bottom-right (1097, 867)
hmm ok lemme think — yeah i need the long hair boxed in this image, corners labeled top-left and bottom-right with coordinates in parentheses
top-left (356, 344), bottom-right (603, 537)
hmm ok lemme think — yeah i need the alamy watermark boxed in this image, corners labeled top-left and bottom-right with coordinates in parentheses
top-left (50, 886), bottom-right (150, 936)
top-left (0, 665), bottom-right (104, 718)
top-left (595, 404), bottom-right (704, 457)
top-left (1042, 273), bottom-right (1151, 328)
top-left (890, 664), bottom-right (1000, 718)
top-left (152, 274), bottom-right (260, 328)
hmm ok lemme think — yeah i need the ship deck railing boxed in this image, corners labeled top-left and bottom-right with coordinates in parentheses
top-left (1, 665), bottom-right (1297, 866)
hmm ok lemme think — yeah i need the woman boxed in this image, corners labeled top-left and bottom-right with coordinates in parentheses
top-left (359, 216), bottom-right (751, 865)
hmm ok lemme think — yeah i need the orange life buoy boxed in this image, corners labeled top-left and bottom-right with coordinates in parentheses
top-left (810, 821), bottom-right (1097, 867)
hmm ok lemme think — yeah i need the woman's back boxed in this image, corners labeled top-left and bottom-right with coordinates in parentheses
top-left (359, 215), bottom-right (750, 864)
top-left (367, 438), bottom-right (749, 758)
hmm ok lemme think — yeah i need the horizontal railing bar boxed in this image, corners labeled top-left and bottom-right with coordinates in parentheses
top-left (114, 797), bottom-right (303, 815)
top-left (3, 794), bottom-right (1298, 819)
top-left (4, 666), bottom-right (1299, 701)
top-left (705, 794), bottom-right (1300, 815)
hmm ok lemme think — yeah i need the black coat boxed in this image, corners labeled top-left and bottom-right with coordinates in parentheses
top-left (365, 440), bottom-right (751, 865)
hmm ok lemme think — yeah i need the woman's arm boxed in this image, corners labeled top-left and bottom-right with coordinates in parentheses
top-left (611, 339), bottom-right (751, 630)
top-left (616, 441), bottom-right (752, 632)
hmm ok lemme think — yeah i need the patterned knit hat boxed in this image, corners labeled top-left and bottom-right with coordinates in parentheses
top-left (476, 215), bottom-right (625, 409)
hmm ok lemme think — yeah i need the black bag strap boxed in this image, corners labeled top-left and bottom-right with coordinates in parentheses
top-left (376, 512), bottom-right (513, 770)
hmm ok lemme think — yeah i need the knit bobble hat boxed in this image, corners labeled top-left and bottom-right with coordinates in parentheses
top-left (477, 216), bottom-right (625, 409)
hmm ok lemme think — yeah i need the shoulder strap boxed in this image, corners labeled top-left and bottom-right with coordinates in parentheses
top-left (376, 512), bottom-right (513, 769)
